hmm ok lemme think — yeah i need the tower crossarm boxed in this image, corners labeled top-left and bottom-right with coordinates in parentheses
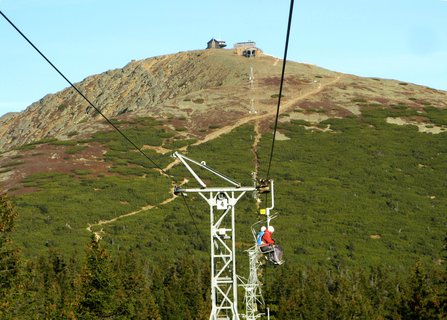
top-left (173, 152), bottom-right (242, 188)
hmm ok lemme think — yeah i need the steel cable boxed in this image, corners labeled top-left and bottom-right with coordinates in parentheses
top-left (266, 0), bottom-right (295, 179)
top-left (0, 10), bottom-right (173, 181)
top-left (0, 10), bottom-right (209, 244)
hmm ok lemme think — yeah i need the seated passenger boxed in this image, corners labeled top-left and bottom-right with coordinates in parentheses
top-left (257, 226), bottom-right (266, 246)
top-left (272, 244), bottom-right (284, 265)
top-left (261, 226), bottom-right (284, 265)
top-left (260, 226), bottom-right (275, 253)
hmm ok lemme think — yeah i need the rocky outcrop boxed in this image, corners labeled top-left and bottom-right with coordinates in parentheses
top-left (0, 50), bottom-right (247, 151)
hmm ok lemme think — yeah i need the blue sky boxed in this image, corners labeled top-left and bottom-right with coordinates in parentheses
top-left (1, 0), bottom-right (446, 117)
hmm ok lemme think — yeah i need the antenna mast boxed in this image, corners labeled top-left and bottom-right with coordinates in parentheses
top-left (249, 66), bottom-right (257, 114)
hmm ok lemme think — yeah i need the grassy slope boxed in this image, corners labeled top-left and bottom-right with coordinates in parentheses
top-left (11, 106), bottom-right (446, 274)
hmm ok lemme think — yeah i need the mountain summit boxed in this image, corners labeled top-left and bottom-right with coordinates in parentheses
top-left (1, 49), bottom-right (446, 152)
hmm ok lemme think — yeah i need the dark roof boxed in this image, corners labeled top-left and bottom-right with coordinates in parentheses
top-left (208, 38), bottom-right (225, 44)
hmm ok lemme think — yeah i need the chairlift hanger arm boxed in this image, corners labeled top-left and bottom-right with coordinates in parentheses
top-left (173, 152), bottom-right (241, 187)
top-left (267, 180), bottom-right (275, 211)
top-left (175, 187), bottom-right (256, 194)
top-left (174, 151), bottom-right (207, 188)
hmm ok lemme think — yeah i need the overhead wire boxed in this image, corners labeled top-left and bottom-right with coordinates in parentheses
top-left (0, 10), bottom-right (172, 181)
top-left (262, 0), bottom-right (295, 315)
top-left (2, 0), bottom-right (294, 281)
top-left (265, 0), bottom-right (295, 180)
top-left (181, 193), bottom-right (208, 249)
top-left (0, 10), bottom-right (209, 247)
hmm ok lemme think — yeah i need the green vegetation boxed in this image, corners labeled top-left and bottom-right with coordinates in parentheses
top-left (0, 194), bottom-right (21, 316)
top-left (9, 110), bottom-right (447, 267)
top-left (265, 261), bottom-right (446, 319)
top-left (72, 169), bottom-right (92, 175)
top-left (164, 138), bottom-right (197, 149)
top-left (14, 171), bottom-right (171, 256)
top-left (17, 138), bottom-right (58, 150)
top-left (3, 106), bottom-right (447, 317)
top-left (192, 98), bottom-right (205, 104)
top-left (65, 145), bottom-right (87, 154)
top-left (57, 104), bottom-right (67, 111)
top-left (259, 108), bottom-right (446, 269)
top-left (77, 235), bottom-right (119, 318)
top-left (424, 105), bottom-right (447, 126)
top-left (89, 116), bottom-right (177, 172)
top-left (1, 196), bottom-right (446, 318)
top-left (49, 139), bottom-right (78, 146)
top-left (1, 160), bottom-right (23, 168)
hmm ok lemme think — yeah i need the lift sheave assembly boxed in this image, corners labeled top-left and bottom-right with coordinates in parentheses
top-left (173, 151), bottom-right (284, 320)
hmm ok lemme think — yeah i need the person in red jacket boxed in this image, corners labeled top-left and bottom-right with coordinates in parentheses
top-left (260, 226), bottom-right (275, 253)
top-left (260, 226), bottom-right (284, 265)
top-left (262, 226), bottom-right (275, 246)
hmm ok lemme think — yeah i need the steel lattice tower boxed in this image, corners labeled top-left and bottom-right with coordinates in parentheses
top-left (173, 152), bottom-right (256, 320)
top-left (240, 245), bottom-right (264, 319)
top-left (173, 152), bottom-right (277, 319)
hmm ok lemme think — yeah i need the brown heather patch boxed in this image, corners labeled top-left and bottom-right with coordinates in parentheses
top-left (0, 142), bottom-right (108, 196)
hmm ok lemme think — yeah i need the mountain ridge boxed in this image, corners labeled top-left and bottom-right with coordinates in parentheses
top-left (1, 48), bottom-right (446, 153)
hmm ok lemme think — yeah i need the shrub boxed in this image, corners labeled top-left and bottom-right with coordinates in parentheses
top-left (193, 98), bottom-right (204, 104)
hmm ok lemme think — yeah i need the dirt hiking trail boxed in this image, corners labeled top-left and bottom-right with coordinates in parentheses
top-left (86, 76), bottom-right (341, 236)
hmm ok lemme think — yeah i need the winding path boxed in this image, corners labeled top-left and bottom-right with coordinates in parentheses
top-left (87, 179), bottom-right (188, 239)
top-left (191, 75), bottom-right (342, 147)
top-left (86, 75), bottom-right (342, 236)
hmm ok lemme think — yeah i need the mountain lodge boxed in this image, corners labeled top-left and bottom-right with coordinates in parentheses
top-left (234, 41), bottom-right (258, 57)
top-left (207, 38), bottom-right (227, 49)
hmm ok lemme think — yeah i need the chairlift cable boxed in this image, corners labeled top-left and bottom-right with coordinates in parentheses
top-left (265, 0), bottom-right (295, 180)
top-left (261, 1), bottom-right (294, 315)
top-left (181, 193), bottom-right (208, 249)
top-left (0, 10), bottom-right (174, 182)
top-left (1, 10), bottom-right (208, 246)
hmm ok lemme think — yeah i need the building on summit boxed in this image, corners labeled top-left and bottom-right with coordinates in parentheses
top-left (207, 38), bottom-right (227, 49)
top-left (234, 41), bottom-right (259, 57)
top-left (206, 38), bottom-right (260, 58)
